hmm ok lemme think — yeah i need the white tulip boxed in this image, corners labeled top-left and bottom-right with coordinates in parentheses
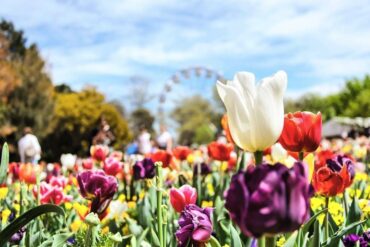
top-left (60, 153), bottom-right (77, 170)
top-left (217, 71), bottom-right (287, 152)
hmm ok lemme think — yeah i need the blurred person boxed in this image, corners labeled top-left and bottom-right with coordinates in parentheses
top-left (18, 127), bottom-right (41, 164)
top-left (138, 126), bottom-right (152, 155)
top-left (93, 118), bottom-right (115, 146)
top-left (156, 125), bottom-right (172, 152)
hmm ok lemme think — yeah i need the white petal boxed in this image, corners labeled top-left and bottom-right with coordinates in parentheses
top-left (232, 72), bottom-right (256, 101)
top-left (216, 81), bottom-right (252, 150)
top-left (253, 71), bottom-right (287, 150)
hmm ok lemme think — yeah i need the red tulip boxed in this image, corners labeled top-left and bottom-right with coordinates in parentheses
top-left (90, 145), bottom-right (109, 162)
top-left (19, 164), bottom-right (40, 184)
top-left (312, 155), bottom-right (355, 196)
top-left (150, 150), bottom-right (173, 168)
top-left (207, 141), bottom-right (234, 161)
top-left (278, 112), bottom-right (322, 153)
top-left (103, 157), bottom-right (123, 176)
top-left (173, 146), bottom-right (192, 161)
top-left (169, 185), bottom-right (197, 213)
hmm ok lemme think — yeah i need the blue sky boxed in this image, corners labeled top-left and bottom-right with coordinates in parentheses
top-left (1, 0), bottom-right (370, 113)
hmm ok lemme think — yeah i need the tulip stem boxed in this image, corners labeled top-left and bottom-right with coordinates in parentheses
top-left (324, 197), bottom-right (330, 241)
top-left (258, 236), bottom-right (266, 247)
top-left (254, 151), bottom-right (263, 166)
top-left (299, 152), bottom-right (304, 161)
top-left (266, 236), bottom-right (276, 247)
top-left (155, 162), bottom-right (164, 247)
top-left (343, 190), bottom-right (349, 219)
top-left (197, 163), bottom-right (202, 205)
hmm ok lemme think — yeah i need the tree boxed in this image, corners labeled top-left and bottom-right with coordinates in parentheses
top-left (6, 45), bottom-right (55, 138)
top-left (42, 87), bottom-right (131, 160)
top-left (171, 95), bottom-right (218, 145)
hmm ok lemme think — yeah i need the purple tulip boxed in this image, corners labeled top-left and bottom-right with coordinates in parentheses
top-left (193, 163), bottom-right (211, 176)
top-left (77, 170), bottom-right (118, 214)
top-left (9, 227), bottom-right (26, 244)
top-left (133, 158), bottom-right (155, 180)
top-left (343, 234), bottom-right (360, 247)
top-left (175, 204), bottom-right (213, 247)
top-left (225, 161), bottom-right (311, 237)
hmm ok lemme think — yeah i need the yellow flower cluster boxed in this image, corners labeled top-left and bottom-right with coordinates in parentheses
top-left (0, 187), bottom-right (8, 200)
top-left (359, 199), bottom-right (370, 220)
top-left (276, 236), bottom-right (286, 247)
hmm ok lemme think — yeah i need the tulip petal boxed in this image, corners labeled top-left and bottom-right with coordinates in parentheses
top-left (169, 188), bottom-right (186, 213)
top-left (217, 81), bottom-right (252, 151)
top-left (251, 71), bottom-right (286, 151)
top-left (192, 228), bottom-right (211, 242)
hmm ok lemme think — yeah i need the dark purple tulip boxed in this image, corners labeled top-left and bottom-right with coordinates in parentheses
top-left (225, 161), bottom-right (311, 237)
top-left (327, 155), bottom-right (355, 179)
top-left (343, 234), bottom-right (360, 247)
top-left (133, 158), bottom-right (155, 180)
top-left (362, 230), bottom-right (370, 242)
top-left (9, 227), bottom-right (26, 244)
top-left (77, 170), bottom-right (118, 214)
top-left (175, 204), bottom-right (213, 247)
top-left (193, 163), bottom-right (211, 176)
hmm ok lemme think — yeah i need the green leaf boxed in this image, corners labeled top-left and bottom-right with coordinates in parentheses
top-left (309, 220), bottom-right (321, 247)
top-left (0, 142), bottom-right (9, 184)
top-left (346, 197), bottom-right (361, 231)
top-left (0, 204), bottom-right (65, 247)
top-left (51, 233), bottom-right (73, 247)
top-left (206, 235), bottom-right (222, 247)
top-left (229, 224), bottom-right (242, 247)
top-left (150, 227), bottom-right (160, 247)
top-left (323, 220), bottom-right (367, 247)
top-left (284, 231), bottom-right (298, 247)
top-left (137, 227), bottom-right (149, 245)
top-left (302, 208), bottom-right (328, 234)
top-left (130, 235), bottom-right (137, 247)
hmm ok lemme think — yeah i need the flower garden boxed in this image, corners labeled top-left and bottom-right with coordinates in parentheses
top-left (0, 71), bottom-right (369, 247)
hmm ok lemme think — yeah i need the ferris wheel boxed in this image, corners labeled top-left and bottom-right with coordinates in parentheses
top-left (157, 66), bottom-right (225, 123)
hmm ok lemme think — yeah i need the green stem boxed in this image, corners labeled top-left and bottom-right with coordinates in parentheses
top-left (343, 190), bottom-right (349, 219)
top-left (196, 163), bottom-right (202, 205)
top-left (85, 225), bottom-right (94, 247)
top-left (238, 150), bottom-right (245, 171)
top-left (299, 151), bottom-right (304, 161)
top-left (325, 197), bottom-right (330, 241)
top-left (266, 236), bottom-right (276, 247)
top-left (254, 151), bottom-right (263, 166)
top-left (258, 236), bottom-right (266, 247)
top-left (156, 162), bottom-right (164, 247)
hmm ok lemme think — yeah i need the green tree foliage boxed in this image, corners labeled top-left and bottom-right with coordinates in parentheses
top-left (171, 95), bottom-right (219, 145)
top-left (285, 75), bottom-right (370, 120)
top-left (6, 45), bottom-right (55, 138)
top-left (0, 20), bottom-right (54, 140)
top-left (42, 87), bottom-right (131, 160)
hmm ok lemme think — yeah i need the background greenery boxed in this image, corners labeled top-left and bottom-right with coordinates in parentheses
top-left (1, 19), bottom-right (370, 160)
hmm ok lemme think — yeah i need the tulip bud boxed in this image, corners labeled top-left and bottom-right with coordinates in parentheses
top-left (169, 185), bottom-right (197, 213)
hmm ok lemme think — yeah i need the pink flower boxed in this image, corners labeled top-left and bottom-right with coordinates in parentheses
top-left (36, 182), bottom-right (72, 205)
top-left (49, 176), bottom-right (68, 188)
top-left (90, 145), bottom-right (109, 162)
top-left (103, 157), bottom-right (123, 176)
top-left (82, 158), bottom-right (94, 170)
top-left (169, 185), bottom-right (197, 213)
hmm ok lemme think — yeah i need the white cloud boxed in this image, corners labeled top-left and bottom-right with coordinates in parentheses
top-left (1, 0), bottom-right (370, 112)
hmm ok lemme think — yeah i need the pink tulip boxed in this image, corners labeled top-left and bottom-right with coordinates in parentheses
top-left (169, 185), bottom-right (197, 213)
top-left (49, 176), bottom-right (68, 188)
top-left (103, 157), bottom-right (123, 176)
top-left (35, 182), bottom-right (72, 205)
